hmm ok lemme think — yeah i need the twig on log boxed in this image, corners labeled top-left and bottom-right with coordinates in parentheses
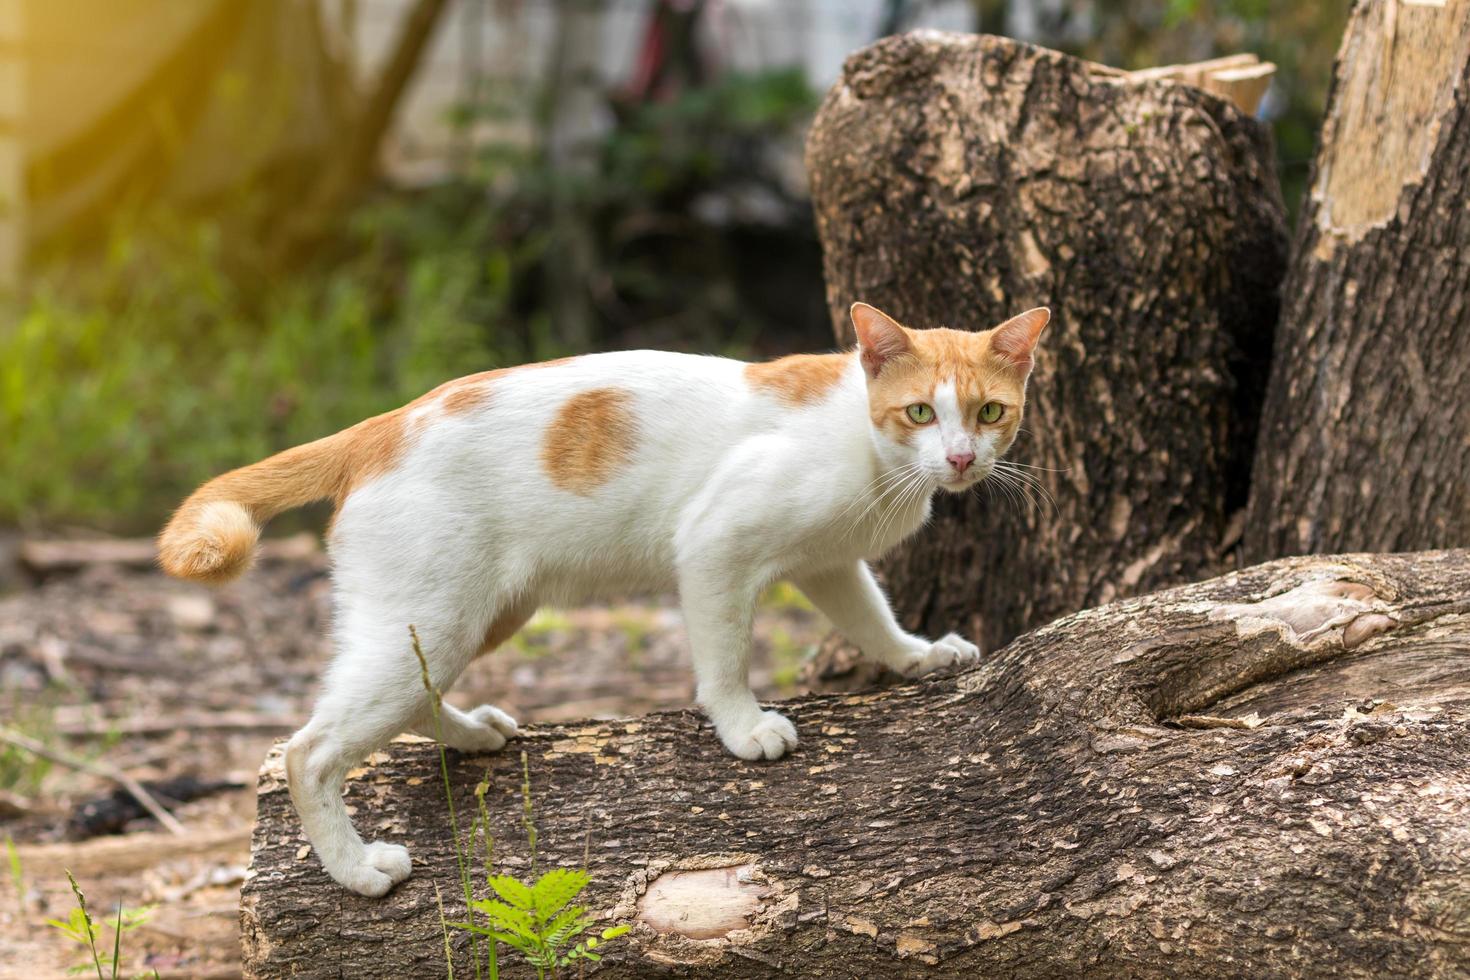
top-left (0, 726), bottom-right (186, 836)
top-left (1173, 712), bottom-right (1265, 730)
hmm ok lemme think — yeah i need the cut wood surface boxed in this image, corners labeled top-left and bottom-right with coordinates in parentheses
top-left (805, 31), bottom-right (1288, 653)
top-left (1246, 0), bottom-right (1470, 558)
top-left (242, 551), bottom-right (1470, 978)
top-left (1128, 53), bottom-right (1277, 114)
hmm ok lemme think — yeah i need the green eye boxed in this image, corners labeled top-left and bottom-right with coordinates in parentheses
top-left (906, 403), bottom-right (935, 424)
top-left (979, 402), bottom-right (1004, 423)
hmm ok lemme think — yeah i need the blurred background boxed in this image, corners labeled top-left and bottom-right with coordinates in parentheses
top-left (0, 0), bottom-right (1347, 537)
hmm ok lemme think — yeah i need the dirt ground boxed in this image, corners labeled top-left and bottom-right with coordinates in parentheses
top-left (0, 539), bottom-right (828, 978)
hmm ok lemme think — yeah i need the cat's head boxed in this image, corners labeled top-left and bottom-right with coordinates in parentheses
top-left (850, 302), bottom-right (1050, 492)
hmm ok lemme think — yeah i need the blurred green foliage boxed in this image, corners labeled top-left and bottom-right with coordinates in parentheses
top-left (0, 209), bottom-right (521, 530)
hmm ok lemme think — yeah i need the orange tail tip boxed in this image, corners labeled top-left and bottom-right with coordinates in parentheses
top-left (157, 500), bottom-right (261, 584)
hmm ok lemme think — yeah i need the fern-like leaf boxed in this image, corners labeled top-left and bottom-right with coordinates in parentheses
top-left (472, 897), bottom-right (536, 936)
top-left (486, 875), bottom-right (536, 911)
top-left (528, 867), bottom-right (589, 921)
top-left (543, 905), bottom-right (591, 950)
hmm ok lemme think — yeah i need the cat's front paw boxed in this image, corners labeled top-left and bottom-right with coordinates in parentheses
top-left (718, 710), bottom-right (799, 761)
top-left (905, 632), bottom-right (980, 677)
top-left (331, 841), bottom-right (413, 897)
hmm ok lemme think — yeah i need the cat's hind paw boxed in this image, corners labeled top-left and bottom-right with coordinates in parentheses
top-left (333, 841), bottom-right (413, 897)
top-left (905, 632), bottom-right (980, 677)
top-left (461, 704), bottom-right (519, 748)
top-left (720, 710), bottom-right (799, 761)
top-left (430, 704), bottom-right (518, 753)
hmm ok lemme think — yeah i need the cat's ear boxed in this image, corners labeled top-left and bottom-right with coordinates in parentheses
top-left (850, 302), bottom-right (912, 378)
top-left (989, 307), bottom-right (1050, 373)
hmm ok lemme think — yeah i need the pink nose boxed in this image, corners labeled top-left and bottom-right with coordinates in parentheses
top-left (947, 451), bottom-right (975, 474)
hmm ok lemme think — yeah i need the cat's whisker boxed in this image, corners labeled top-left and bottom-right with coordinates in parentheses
top-left (877, 475), bottom-right (925, 542)
top-left (994, 459), bottom-right (1069, 474)
top-left (862, 471), bottom-right (917, 544)
top-left (982, 469), bottom-right (1027, 518)
top-left (973, 477), bottom-right (1017, 518)
top-left (982, 466), bottom-right (1030, 517)
top-left (841, 462), bottom-right (929, 541)
top-left (987, 463), bottom-right (1056, 518)
top-left (832, 470), bottom-right (911, 537)
top-left (844, 462), bottom-right (925, 508)
top-left (995, 461), bottom-right (1059, 512)
top-left (870, 469), bottom-right (931, 545)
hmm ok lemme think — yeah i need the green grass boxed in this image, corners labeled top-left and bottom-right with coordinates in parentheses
top-left (0, 704), bottom-right (58, 796)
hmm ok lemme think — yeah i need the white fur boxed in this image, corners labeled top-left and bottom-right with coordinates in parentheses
top-left (287, 350), bottom-right (995, 895)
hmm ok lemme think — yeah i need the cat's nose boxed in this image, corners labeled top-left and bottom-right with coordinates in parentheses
top-left (947, 451), bottom-right (975, 474)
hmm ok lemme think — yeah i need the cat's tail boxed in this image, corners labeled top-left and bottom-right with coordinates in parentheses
top-left (157, 429), bottom-right (362, 584)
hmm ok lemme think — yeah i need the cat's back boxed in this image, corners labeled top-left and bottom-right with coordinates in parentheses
top-left (412, 347), bottom-right (857, 440)
top-left (382, 347), bottom-right (863, 494)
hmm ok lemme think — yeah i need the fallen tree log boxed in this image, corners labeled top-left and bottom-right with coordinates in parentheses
top-left (242, 551), bottom-right (1470, 978)
top-left (804, 32), bottom-right (1287, 654)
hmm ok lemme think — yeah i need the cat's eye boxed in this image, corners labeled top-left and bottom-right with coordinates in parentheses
top-left (979, 402), bottom-right (1004, 423)
top-left (906, 403), bottom-right (935, 425)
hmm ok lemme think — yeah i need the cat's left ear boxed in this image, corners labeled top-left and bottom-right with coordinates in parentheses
top-left (850, 302), bottom-right (913, 378)
top-left (989, 307), bottom-right (1051, 373)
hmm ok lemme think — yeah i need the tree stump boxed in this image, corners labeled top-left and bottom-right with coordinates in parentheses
top-left (1245, 0), bottom-right (1470, 559)
top-left (241, 551), bottom-right (1470, 978)
top-left (804, 32), bottom-right (1288, 653)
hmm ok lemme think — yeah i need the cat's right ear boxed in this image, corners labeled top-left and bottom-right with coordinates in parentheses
top-left (850, 303), bottom-right (912, 378)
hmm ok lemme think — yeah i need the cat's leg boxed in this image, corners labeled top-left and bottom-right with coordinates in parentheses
top-left (679, 564), bottom-right (798, 760)
top-left (285, 612), bottom-right (479, 897)
top-left (792, 560), bottom-right (980, 676)
top-left (411, 603), bottom-right (535, 751)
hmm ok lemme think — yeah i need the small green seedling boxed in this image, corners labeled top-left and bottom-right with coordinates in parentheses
top-left (46, 870), bottom-right (157, 979)
top-left (452, 868), bottom-right (630, 980)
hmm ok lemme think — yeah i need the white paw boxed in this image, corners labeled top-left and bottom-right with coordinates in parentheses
top-left (719, 710), bottom-right (799, 761)
top-left (450, 705), bottom-right (518, 753)
top-left (905, 632), bottom-right (981, 677)
top-left (335, 842), bottom-right (413, 897)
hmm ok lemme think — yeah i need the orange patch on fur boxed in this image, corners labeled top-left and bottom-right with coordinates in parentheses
top-left (415, 357), bottom-right (575, 422)
top-left (744, 353), bottom-right (851, 405)
top-left (541, 388), bottom-right (639, 495)
top-left (438, 379), bottom-right (493, 417)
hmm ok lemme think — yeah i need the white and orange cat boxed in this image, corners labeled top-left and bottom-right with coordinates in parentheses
top-left (158, 302), bottom-right (1048, 896)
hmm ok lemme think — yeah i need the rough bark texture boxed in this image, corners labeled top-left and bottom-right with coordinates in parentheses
top-left (1245, 0), bottom-right (1470, 559)
top-left (804, 32), bottom-right (1287, 653)
top-left (242, 551), bottom-right (1470, 978)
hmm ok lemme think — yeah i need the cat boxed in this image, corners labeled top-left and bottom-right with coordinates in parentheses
top-left (157, 301), bottom-right (1049, 896)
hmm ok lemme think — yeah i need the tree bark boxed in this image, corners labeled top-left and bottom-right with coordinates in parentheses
top-left (803, 32), bottom-right (1287, 654)
top-left (241, 551), bottom-right (1470, 978)
top-left (1244, 0), bottom-right (1470, 560)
